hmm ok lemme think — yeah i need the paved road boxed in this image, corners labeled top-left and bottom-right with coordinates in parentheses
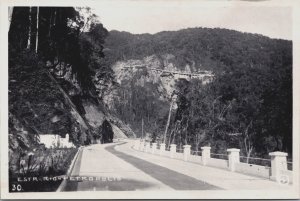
top-left (62, 142), bottom-right (219, 191)
top-left (62, 139), bottom-right (292, 191)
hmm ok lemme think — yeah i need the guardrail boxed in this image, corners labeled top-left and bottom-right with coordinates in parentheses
top-left (239, 156), bottom-right (271, 167)
top-left (191, 150), bottom-right (201, 156)
top-left (211, 153), bottom-right (228, 160)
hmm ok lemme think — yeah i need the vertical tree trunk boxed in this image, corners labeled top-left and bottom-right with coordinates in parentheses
top-left (195, 134), bottom-right (199, 153)
top-left (167, 131), bottom-right (172, 148)
top-left (48, 9), bottom-right (53, 37)
top-left (53, 9), bottom-right (57, 26)
top-left (141, 117), bottom-right (144, 139)
top-left (163, 99), bottom-right (173, 143)
top-left (246, 147), bottom-right (253, 164)
top-left (35, 7), bottom-right (39, 53)
top-left (27, 7), bottom-right (32, 49)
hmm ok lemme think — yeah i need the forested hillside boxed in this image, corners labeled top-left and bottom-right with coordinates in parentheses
top-left (104, 28), bottom-right (291, 72)
top-left (104, 28), bottom-right (292, 158)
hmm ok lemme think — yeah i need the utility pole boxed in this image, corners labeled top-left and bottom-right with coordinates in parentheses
top-left (141, 117), bottom-right (144, 140)
top-left (163, 96), bottom-right (174, 144)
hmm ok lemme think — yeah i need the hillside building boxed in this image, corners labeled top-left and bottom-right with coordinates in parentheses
top-left (39, 134), bottom-right (75, 148)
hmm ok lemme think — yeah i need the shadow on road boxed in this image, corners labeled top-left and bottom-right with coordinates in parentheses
top-left (105, 142), bottom-right (222, 190)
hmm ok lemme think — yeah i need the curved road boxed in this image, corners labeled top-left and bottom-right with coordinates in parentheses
top-left (62, 139), bottom-right (291, 191)
top-left (62, 141), bottom-right (219, 191)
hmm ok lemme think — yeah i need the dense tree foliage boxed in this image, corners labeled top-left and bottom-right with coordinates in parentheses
top-left (101, 120), bottom-right (114, 143)
top-left (104, 28), bottom-right (281, 72)
top-left (171, 40), bottom-right (292, 158)
top-left (172, 51), bottom-right (292, 158)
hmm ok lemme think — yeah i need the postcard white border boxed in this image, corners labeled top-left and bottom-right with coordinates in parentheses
top-left (1, 0), bottom-right (299, 199)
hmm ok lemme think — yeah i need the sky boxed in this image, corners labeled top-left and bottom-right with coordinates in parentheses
top-left (91, 0), bottom-right (292, 40)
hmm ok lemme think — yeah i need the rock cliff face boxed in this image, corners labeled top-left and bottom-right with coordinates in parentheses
top-left (8, 57), bottom-right (134, 150)
top-left (52, 62), bottom-right (136, 139)
top-left (100, 53), bottom-right (214, 138)
top-left (104, 54), bottom-right (214, 108)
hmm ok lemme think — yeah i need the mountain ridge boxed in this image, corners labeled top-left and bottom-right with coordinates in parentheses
top-left (104, 27), bottom-right (292, 75)
top-left (108, 26), bottom-right (291, 41)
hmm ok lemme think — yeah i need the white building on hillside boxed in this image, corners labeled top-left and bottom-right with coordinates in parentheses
top-left (39, 134), bottom-right (75, 148)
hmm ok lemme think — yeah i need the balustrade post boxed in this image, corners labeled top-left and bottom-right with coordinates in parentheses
top-left (183, 145), bottom-right (191, 161)
top-left (134, 139), bottom-right (140, 150)
top-left (201, 146), bottom-right (211, 165)
top-left (151, 143), bottom-right (157, 154)
top-left (227, 148), bottom-right (240, 172)
top-left (170, 144), bottom-right (177, 158)
top-left (145, 142), bottom-right (151, 153)
top-left (269, 151), bottom-right (288, 182)
top-left (159, 143), bottom-right (166, 156)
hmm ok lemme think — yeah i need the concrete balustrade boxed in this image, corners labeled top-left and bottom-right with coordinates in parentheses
top-left (201, 146), bottom-right (211, 165)
top-left (227, 148), bottom-right (240, 172)
top-left (183, 145), bottom-right (191, 161)
top-left (269, 151), bottom-right (288, 182)
top-left (170, 144), bottom-right (177, 158)
top-left (151, 143), bottom-right (157, 154)
top-left (159, 143), bottom-right (166, 156)
top-left (132, 141), bottom-right (292, 184)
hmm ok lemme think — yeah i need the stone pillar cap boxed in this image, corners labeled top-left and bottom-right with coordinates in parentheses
top-left (160, 143), bottom-right (166, 146)
top-left (183, 145), bottom-right (191, 148)
top-left (201, 146), bottom-right (211, 150)
top-left (170, 144), bottom-right (177, 147)
top-left (269, 151), bottom-right (288, 156)
top-left (152, 142), bottom-right (157, 144)
top-left (227, 148), bottom-right (240, 152)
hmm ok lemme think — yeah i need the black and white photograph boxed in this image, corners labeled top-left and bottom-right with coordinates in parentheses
top-left (1, 0), bottom-right (299, 199)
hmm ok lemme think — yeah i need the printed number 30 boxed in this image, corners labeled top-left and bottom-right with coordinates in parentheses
top-left (12, 184), bottom-right (22, 191)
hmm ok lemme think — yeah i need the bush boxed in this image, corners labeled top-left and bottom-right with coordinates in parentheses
top-left (9, 148), bottom-right (77, 192)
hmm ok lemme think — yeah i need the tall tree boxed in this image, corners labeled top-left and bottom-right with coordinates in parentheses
top-left (26, 7), bottom-right (32, 49)
top-left (35, 7), bottom-right (39, 53)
